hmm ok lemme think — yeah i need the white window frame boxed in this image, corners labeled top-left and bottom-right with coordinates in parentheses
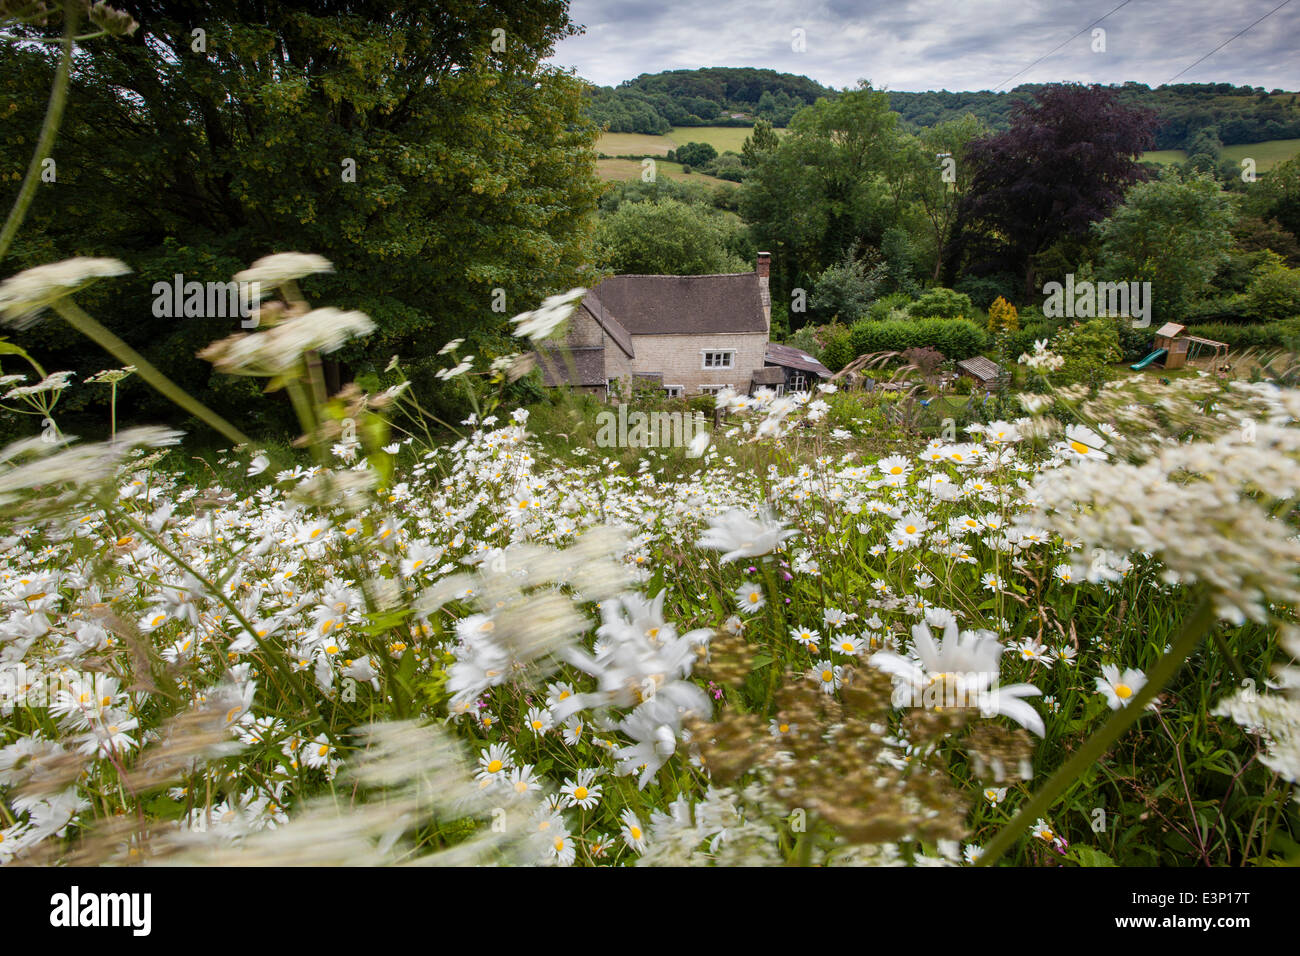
top-left (700, 349), bottom-right (735, 370)
top-left (663, 385), bottom-right (684, 398)
top-left (699, 384), bottom-right (727, 395)
top-left (789, 372), bottom-right (808, 392)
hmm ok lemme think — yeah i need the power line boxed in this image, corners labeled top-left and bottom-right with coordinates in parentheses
top-left (993, 0), bottom-right (1136, 91)
top-left (1163, 0), bottom-right (1293, 85)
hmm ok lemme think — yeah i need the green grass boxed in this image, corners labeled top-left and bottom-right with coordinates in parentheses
top-left (1142, 138), bottom-right (1300, 171)
top-left (1221, 138), bottom-right (1300, 171)
top-left (1141, 148), bottom-right (1188, 165)
top-left (665, 125), bottom-right (762, 154)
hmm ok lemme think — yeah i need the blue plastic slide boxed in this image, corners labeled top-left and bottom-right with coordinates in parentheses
top-left (1130, 348), bottom-right (1166, 371)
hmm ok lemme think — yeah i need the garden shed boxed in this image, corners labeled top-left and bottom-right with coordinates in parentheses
top-left (956, 356), bottom-right (1003, 385)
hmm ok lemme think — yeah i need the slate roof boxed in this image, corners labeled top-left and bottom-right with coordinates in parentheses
top-left (765, 342), bottom-right (831, 378)
top-left (750, 366), bottom-right (786, 386)
top-left (536, 346), bottom-right (605, 387)
top-left (956, 356), bottom-right (1003, 382)
top-left (585, 273), bottom-right (767, 335)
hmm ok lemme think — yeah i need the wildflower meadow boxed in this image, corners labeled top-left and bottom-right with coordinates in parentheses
top-left (1, 248), bottom-right (1297, 871)
top-left (0, 0), bottom-right (1298, 905)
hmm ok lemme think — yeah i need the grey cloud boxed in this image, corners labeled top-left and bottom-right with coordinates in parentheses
top-left (550, 0), bottom-right (1300, 92)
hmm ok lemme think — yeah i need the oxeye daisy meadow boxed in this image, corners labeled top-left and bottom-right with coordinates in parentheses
top-left (1, 235), bottom-right (1294, 874)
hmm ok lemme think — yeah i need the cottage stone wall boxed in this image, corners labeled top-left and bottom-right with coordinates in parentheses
top-left (614, 331), bottom-right (768, 394)
top-left (566, 309), bottom-right (605, 348)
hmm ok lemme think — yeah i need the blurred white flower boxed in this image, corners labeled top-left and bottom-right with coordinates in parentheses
top-left (234, 253), bottom-right (332, 285)
top-left (0, 258), bottom-right (130, 327)
top-left (696, 507), bottom-right (794, 563)
top-left (508, 289), bottom-right (585, 341)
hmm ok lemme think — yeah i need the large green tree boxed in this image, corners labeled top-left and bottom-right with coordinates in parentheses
top-left (1, 1), bottom-right (600, 436)
top-left (900, 114), bottom-right (986, 281)
top-left (1094, 168), bottom-right (1236, 321)
top-left (740, 83), bottom-right (901, 306)
top-left (595, 198), bottom-right (748, 276)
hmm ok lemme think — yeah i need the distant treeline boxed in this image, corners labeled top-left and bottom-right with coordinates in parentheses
top-left (889, 83), bottom-right (1300, 150)
top-left (586, 67), bottom-right (835, 133)
top-left (587, 68), bottom-right (1300, 150)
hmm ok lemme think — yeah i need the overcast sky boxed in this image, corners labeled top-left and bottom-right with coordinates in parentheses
top-left (547, 0), bottom-right (1300, 92)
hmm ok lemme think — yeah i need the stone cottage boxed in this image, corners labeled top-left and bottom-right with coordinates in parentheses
top-left (538, 253), bottom-right (829, 397)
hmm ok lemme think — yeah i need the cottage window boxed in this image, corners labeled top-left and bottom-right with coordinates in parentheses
top-left (789, 372), bottom-right (808, 392)
top-left (663, 385), bottom-right (684, 398)
top-left (701, 350), bottom-right (734, 369)
top-left (699, 384), bottom-right (726, 395)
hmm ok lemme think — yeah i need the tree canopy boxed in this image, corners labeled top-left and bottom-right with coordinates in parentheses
top-left (1, 0), bottom-right (601, 436)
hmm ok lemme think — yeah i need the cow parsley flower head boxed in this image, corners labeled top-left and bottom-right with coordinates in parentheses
top-left (0, 257), bottom-right (130, 327)
top-left (233, 253), bottom-right (333, 286)
top-left (509, 288), bottom-right (585, 341)
top-left (199, 308), bottom-right (375, 375)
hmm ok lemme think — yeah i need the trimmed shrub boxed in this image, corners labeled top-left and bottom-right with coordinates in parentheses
top-left (819, 322), bottom-right (857, 371)
top-left (1051, 318), bottom-right (1122, 389)
top-left (849, 318), bottom-right (987, 359)
top-left (1182, 320), bottom-right (1300, 349)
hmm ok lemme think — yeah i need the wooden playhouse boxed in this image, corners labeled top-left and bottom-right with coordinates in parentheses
top-left (1134, 322), bottom-right (1229, 371)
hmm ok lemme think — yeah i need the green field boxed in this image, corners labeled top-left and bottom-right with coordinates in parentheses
top-left (1141, 148), bottom-right (1188, 164)
top-left (595, 157), bottom-right (730, 187)
top-left (599, 128), bottom-right (1300, 180)
top-left (596, 124), bottom-right (784, 158)
top-left (595, 131), bottom-right (676, 156)
top-left (1142, 138), bottom-right (1300, 171)
top-left (1221, 138), bottom-right (1300, 171)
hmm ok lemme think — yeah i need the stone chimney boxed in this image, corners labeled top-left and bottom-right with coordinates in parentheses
top-left (756, 252), bottom-right (771, 334)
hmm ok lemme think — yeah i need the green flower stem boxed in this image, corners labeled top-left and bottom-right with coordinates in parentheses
top-left (975, 593), bottom-right (1216, 867)
top-left (760, 559), bottom-right (787, 711)
top-left (52, 298), bottom-right (251, 446)
top-left (0, 1), bottom-right (77, 263)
